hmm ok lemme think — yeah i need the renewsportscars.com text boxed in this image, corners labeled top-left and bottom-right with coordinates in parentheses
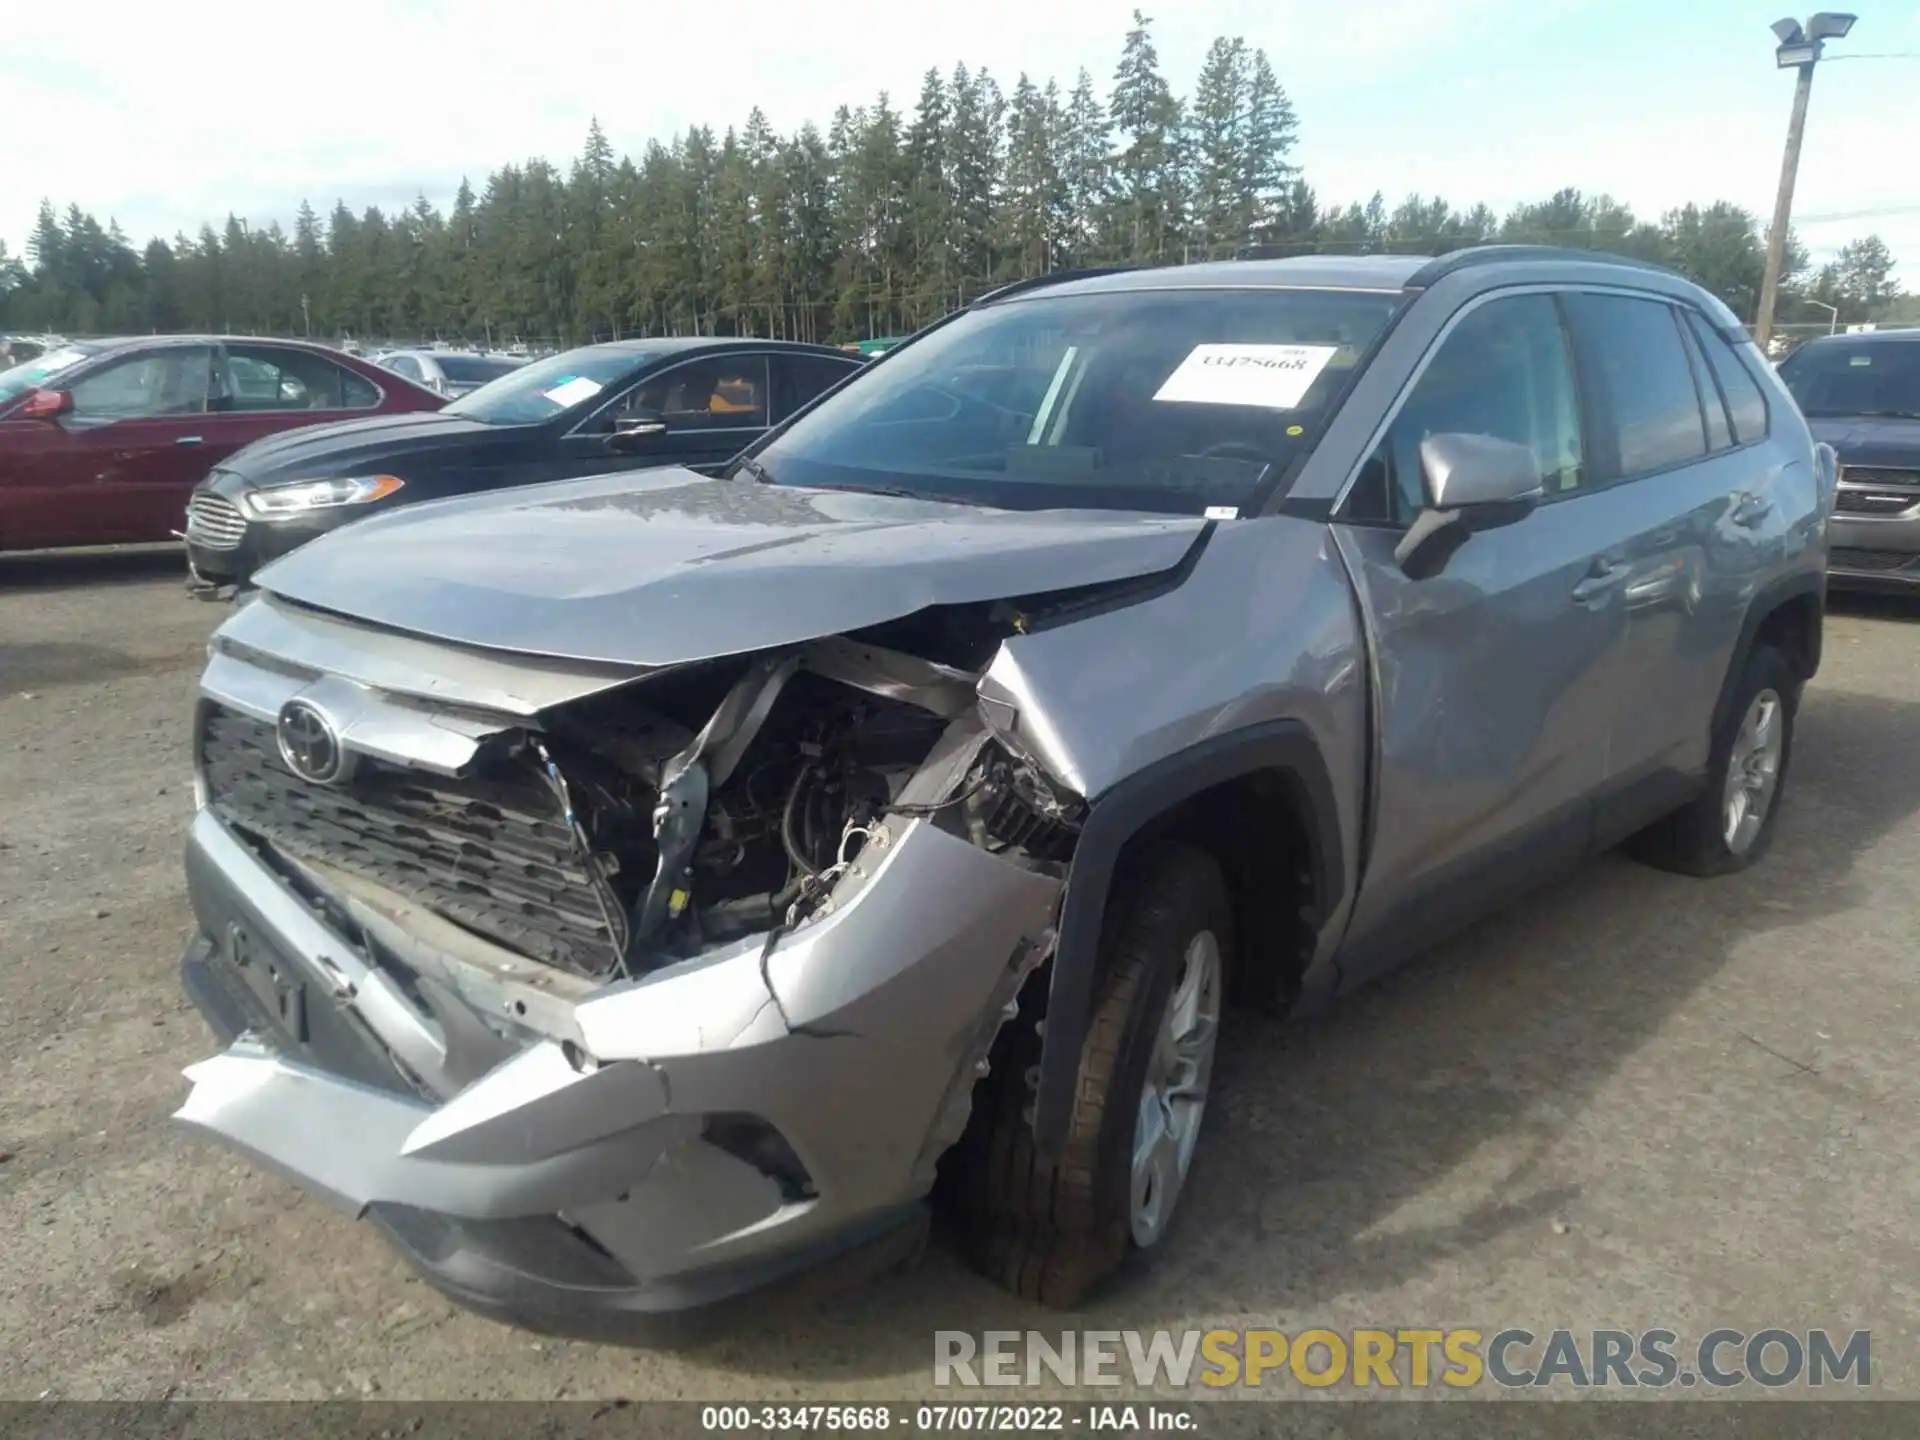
top-left (933, 1328), bottom-right (1872, 1390)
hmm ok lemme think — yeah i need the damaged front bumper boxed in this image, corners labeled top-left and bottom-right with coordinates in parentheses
top-left (176, 791), bottom-right (1060, 1330)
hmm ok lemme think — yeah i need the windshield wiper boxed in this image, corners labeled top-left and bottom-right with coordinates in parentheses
top-left (813, 482), bottom-right (926, 500)
top-left (732, 455), bottom-right (779, 484)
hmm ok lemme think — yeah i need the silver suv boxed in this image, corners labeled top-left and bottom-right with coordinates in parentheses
top-left (173, 247), bottom-right (1834, 1332)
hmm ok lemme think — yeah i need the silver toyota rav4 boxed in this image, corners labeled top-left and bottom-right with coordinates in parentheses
top-left (174, 247), bottom-right (1835, 1333)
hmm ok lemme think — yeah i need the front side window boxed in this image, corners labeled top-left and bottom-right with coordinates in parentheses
top-left (444, 347), bottom-right (649, 425)
top-left (611, 355), bottom-right (771, 431)
top-left (1350, 293), bottom-right (1585, 526)
top-left (1562, 293), bottom-right (1707, 478)
top-left (221, 346), bottom-right (380, 411)
top-left (1777, 340), bottom-right (1920, 421)
top-left (751, 287), bottom-right (1403, 514)
top-left (384, 354), bottom-right (425, 381)
top-left (67, 346), bottom-right (215, 421)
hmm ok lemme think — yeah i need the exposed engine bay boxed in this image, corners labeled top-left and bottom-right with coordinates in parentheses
top-left (198, 616), bottom-right (1086, 987)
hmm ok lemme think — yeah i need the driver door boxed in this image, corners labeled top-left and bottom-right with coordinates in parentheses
top-left (1330, 291), bottom-right (1628, 987)
top-left (1, 344), bottom-right (217, 547)
top-left (556, 354), bottom-right (774, 480)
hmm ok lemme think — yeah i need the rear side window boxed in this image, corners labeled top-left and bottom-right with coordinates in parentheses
top-left (1684, 311), bottom-right (1769, 445)
top-left (1562, 293), bottom-right (1706, 478)
top-left (777, 354), bottom-right (862, 419)
top-left (223, 345), bottom-right (380, 411)
top-left (1677, 319), bottom-right (1734, 452)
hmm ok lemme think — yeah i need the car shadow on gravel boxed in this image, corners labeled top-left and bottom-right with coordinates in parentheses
top-left (0, 545), bottom-right (187, 593)
top-left (0, 641), bottom-right (199, 698)
top-left (662, 685), bottom-right (1920, 1378)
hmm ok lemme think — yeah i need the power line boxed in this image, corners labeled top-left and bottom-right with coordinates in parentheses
top-left (1796, 205), bottom-right (1920, 224)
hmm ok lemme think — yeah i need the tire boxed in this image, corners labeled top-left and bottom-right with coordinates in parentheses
top-left (953, 842), bottom-right (1233, 1306)
top-left (1630, 644), bottom-right (1800, 877)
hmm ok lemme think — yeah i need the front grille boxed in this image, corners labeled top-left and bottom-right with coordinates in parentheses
top-left (1840, 466), bottom-right (1920, 490)
top-left (1835, 490), bottom-right (1917, 515)
top-left (1830, 546), bottom-right (1919, 573)
top-left (199, 706), bottom-right (620, 976)
top-left (186, 493), bottom-right (247, 551)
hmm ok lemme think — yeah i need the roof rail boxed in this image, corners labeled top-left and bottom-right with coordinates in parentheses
top-left (970, 266), bottom-right (1140, 307)
top-left (1405, 244), bottom-right (1679, 289)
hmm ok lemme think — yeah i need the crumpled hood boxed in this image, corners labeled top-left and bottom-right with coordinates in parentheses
top-left (1807, 415), bottom-right (1920, 469)
top-left (221, 411), bottom-right (500, 485)
top-left (255, 468), bottom-right (1207, 667)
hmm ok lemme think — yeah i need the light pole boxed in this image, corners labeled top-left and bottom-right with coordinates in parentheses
top-left (1754, 12), bottom-right (1857, 352)
top-left (1808, 299), bottom-right (1839, 334)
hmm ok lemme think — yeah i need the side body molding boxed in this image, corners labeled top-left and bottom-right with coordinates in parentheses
top-left (1031, 719), bottom-right (1345, 1156)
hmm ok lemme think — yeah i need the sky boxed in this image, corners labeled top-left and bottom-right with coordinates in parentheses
top-left (4, 0), bottom-right (1917, 277)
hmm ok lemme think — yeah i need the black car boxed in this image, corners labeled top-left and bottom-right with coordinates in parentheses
top-left (184, 337), bottom-right (864, 591)
top-left (1776, 328), bottom-right (1920, 589)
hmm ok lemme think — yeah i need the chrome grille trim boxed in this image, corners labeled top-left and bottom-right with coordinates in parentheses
top-left (186, 493), bottom-right (247, 551)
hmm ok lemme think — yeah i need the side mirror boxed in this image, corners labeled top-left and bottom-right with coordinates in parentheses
top-left (1393, 432), bottom-right (1544, 580)
top-left (607, 410), bottom-right (667, 452)
top-left (19, 387), bottom-right (73, 421)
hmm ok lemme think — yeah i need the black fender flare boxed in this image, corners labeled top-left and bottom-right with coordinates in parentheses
top-left (1032, 718), bottom-right (1346, 1156)
top-left (1711, 569), bottom-right (1825, 740)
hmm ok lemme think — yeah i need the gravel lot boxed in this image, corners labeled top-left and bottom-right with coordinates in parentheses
top-left (3, 548), bottom-right (1919, 1402)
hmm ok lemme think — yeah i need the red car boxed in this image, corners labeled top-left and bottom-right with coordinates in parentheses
top-left (0, 336), bottom-right (443, 551)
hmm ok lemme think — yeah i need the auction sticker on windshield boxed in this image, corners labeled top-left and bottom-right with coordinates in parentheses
top-left (1153, 343), bottom-right (1338, 410)
top-left (542, 375), bottom-right (604, 406)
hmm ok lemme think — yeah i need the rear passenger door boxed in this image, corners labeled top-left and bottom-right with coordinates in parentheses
top-left (1331, 291), bottom-right (1624, 987)
top-left (1557, 292), bottom-right (1775, 841)
top-left (206, 343), bottom-right (387, 464)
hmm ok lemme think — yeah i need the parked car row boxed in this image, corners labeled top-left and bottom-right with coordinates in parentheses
top-left (166, 246), bottom-right (1840, 1335)
top-left (0, 333), bottom-right (866, 585)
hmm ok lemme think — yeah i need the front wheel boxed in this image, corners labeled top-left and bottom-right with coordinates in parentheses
top-left (1630, 644), bottom-right (1800, 876)
top-left (954, 843), bottom-right (1232, 1306)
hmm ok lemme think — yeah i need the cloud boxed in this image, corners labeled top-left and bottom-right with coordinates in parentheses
top-left (2, 0), bottom-right (1910, 274)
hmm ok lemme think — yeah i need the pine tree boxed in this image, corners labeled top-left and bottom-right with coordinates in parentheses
top-left (905, 69), bottom-right (953, 320)
top-left (1107, 11), bottom-right (1184, 264)
top-left (1188, 37), bottom-right (1250, 261)
top-left (1057, 69), bottom-right (1110, 267)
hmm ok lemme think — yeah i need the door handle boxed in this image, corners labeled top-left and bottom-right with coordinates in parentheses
top-left (1571, 555), bottom-right (1625, 604)
top-left (175, 435), bottom-right (205, 445)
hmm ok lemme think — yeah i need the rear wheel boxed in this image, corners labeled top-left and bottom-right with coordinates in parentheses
top-left (954, 843), bottom-right (1231, 1306)
top-left (1630, 644), bottom-right (1799, 876)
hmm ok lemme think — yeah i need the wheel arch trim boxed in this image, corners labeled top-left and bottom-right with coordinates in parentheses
top-left (1713, 569), bottom-right (1825, 742)
top-left (1033, 718), bottom-right (1345, 1156)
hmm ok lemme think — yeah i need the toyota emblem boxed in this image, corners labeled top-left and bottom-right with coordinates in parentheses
top-left (276, 699), bottom-right (350, 785)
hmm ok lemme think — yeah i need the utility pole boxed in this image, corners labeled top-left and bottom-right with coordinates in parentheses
top-left (1753, 12), bottom-right (1857, 353)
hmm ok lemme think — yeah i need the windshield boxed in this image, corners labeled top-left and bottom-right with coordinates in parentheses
top-left (443, 347), bottom-right (646, 424)
top-left (435, 354), bottom-right (524, 383)
top-left (1779, 340), bottom-right (1920, 419)
top-left (750, 287), bottom-right (1402, 514)
top-left (0, 345), bottom-right (95, 405)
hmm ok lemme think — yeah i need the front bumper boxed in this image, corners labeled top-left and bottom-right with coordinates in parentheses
top-left (174, 804), bottom-right (1058, 1331)
top-left (1828, 502), bottom-right (1920, 590)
